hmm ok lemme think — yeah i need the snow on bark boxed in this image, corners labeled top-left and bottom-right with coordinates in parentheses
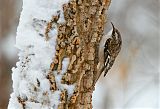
top-left (8, 0), bottom-right (75, 109)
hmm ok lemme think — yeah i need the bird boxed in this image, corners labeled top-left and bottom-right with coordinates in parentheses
top-left (95, 22), bottom-right (122, 83)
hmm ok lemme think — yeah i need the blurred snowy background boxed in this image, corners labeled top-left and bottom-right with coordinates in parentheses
top-left (0, 0), bottom-right (159, 109)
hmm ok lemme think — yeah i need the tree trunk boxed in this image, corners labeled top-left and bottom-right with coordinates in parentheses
top-left (8, 0), bottom-right (111, 109)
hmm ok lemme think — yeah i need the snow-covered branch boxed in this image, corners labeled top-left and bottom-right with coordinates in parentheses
top-left (8, 0), bottom-right (75, 108)
top-left (8, 0), bottom-right (111, 109)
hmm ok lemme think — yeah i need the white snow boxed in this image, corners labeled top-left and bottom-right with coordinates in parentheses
top-left (8, 93), bottom-right (23, 109)
top-left (8, 0), bottom-right (75, 109)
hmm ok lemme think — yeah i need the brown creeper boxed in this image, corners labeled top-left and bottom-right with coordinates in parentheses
top-left (96, 22), bottom-right (122, 82)
top-left (103, 22), bottom-right (122, 76)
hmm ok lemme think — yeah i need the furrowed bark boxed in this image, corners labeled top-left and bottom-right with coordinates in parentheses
top-left (8, 0), bottom-right (111, 109)
top-left (54, 0), bottom-right (111, 108)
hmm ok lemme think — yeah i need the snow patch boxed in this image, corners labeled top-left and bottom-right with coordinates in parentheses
top-left (8, 0), bottom-right (75, 109)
